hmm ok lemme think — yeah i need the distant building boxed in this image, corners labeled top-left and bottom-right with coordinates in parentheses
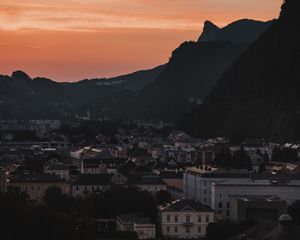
top-left (72, 174), bottom-right (113, 197)
top-left (44, 163), bottom-right (71, 180)
top-left (229, 195), bottom-right (287, 223)
top-left (71, 147), bottom-right (114, 160)
top-left (211, 178), bottom-right (300, 219)
top-left (159, 171), bottom-right (184, 191)
top-left (116, 212), bottom-right (156, 239)
top-left (129, 174), bottom-right (167, 193)
top-left (184, 167), bottom-right (248, 206)
top-left (80, 158), bottom-right (127, 174)
top-left (9, 173), bottom-right (68, 200)
top-left (159, 199), bottom-right (214, 239)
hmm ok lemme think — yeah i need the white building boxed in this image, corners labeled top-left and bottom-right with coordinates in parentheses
top-left (184, 167), bottom-right (249, 206)
top-left (116, 212), bottom-right (156, 239)
top-left (211, 178), bottom-right (300, 219)
top-left (159, 199), bottom-right (214, 239)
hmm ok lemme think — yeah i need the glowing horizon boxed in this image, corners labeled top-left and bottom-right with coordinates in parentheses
top-left (0, 0), bottom-right (283, 82)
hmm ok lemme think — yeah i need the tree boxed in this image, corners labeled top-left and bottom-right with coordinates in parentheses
top-left (43, 186), bottom-right (72, 213)
top-left (155, 190), bottom-right (171, 205)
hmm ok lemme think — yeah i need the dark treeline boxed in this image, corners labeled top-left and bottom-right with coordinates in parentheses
top-left (213, 147), bottom-right (252, 170)
top-left (0, 186), bottom-right (170, 240)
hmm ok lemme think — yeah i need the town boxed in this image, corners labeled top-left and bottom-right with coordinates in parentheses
top-left (1, 119), bottom-right (300, 239)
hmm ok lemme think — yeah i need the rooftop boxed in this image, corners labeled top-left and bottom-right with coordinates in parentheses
top-left (160, 199), bottom-right (213, 212)
top-left (10, 173), bottom-right (64, 183)
top-left (231, 195), bottom-right (284, 202)
top-left (73, 174), bottom-right (112, 186)
top-left (117, 212), bottom-right (153, 225)
top-left (214, 178), bottom-right (300, 187)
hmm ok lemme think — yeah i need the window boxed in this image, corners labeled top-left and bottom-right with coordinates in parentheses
top-left (227, 202), bottom-right (230, 208)
top-left (198, 215), bottom-right (202, 222)
top-left (219, 202), bottom-right (223, 208)
top-left (166, 226), bottom-right (170, 232)
top-left (227, 210), bottom-right (230, 217)
top-left (198, 226), bottom-right (202, 233)
top-left (186, 215), bottom-right (190, 223)
top-left (175, 215), bottom-right (178, 222)
top-left (186, 227), bottom-right (190, 233)
top-left (206, 215), bottom-right (210, 222)
top-left (174, 226), bottom-right (178, 233)
top-left (167, 215), bottom-right (170, 222)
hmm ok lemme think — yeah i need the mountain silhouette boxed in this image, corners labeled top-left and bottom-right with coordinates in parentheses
top-left (125, 19), bottom-right (272, 121)
top-left (178, 0), bottom-right (300, 141)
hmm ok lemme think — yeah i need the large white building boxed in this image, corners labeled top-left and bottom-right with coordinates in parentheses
top-left (184, 167), bottom-right (249, 206)
top-left (184, 167), bottom-right (300, 220)
top-left (211, 178), bottom-right (300, 219)
top-left (159, 199), bottom-right (214, 239)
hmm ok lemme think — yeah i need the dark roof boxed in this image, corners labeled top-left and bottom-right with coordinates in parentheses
top-left (117, 212), bottom-right (153, 224)
top-left (10, 173), bottom-right (64, 183)
top-left (160, 199), bottom-right (213, 212)
top-left (46, 164), bottom-right (70, 171)
top-left (159, 171), bottom-right (184, 179)
top-left (83, 158), bottom-right (127, 166)
top-left (128, 173), bottom-right (166, 185)
top-left (73, 174), bottom-right (112, 186)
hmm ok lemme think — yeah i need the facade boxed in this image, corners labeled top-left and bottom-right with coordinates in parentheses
top-left (80, 158), bottom-right (127, 174)
top-left (72, 174), bottom-right (113, 197)
top-left (211, 178), bottom-right (300, 219)
top-left (116, 212), bottom-right (156, 239)
top-left (9, 174), bottom-right (68, 200)
top-left (184, 167), bottom-right (248, 206)
top-left (159, 171), bottom-right (184, 191)
top-left (159, 199), bottom-right (214, 239)
top-left (44, 164), bottom-right (70, 180)
top-left (130, 174), bottom-right (167, 193)
top-left (229, 195), bottom-right (287, 223)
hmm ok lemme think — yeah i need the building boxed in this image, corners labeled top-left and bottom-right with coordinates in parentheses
top-left (159, 199), bottom-right (214, 239)
top-left (9, 173), bottom-right (68, 200)
top-left (184, 167), bottom-right (249, 206)
top-left (80, 158), bottom-right (127, 174)
top-left (71, 147), bottom-right (114, 160)
top-left (72, 174), bottom-right (113, 197)
top-left (211, 178), bottom-right (300, 219)
top-left (129, 174), bottom-right (167, 193)
top-left (116, 212), bottom-right (156, 239)
top-left (229, 195), bottom-right (287, 223)
top-left (44, 163), bottom-right (71, 180)
top-left (159, 171), bottom-right (184, 191)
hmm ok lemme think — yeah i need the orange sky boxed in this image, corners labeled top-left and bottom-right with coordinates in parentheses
top-left (0, 0), bottom-right (283, 82)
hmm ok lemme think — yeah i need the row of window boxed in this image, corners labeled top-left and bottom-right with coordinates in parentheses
top-left (166, 214), bottom-right (210, 223)
top-left (166, 226), bottom-right (203, 234)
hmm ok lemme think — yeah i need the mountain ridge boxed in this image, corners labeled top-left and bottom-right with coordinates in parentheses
top-left (178, 0), bottom-right (300, 141)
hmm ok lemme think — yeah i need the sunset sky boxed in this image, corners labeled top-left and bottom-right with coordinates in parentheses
top-left (0, 0), bottom-right (283, 82)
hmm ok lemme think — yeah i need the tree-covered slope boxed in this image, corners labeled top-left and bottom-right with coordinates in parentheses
top-left (179, 0), bottom-right (300, 141)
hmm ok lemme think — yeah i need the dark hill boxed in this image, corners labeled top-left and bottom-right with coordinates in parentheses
top-left (199, 19), bottom-right (274, 43)
top-left (127, 19), bottom-right (272, 121)
top-left (0, 66), bottom-right (164, 119)
top-left (179, 0), bottom-right (300, 141)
